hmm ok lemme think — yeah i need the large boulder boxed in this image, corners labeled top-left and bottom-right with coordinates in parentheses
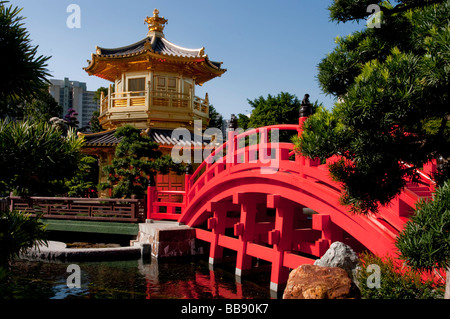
top-left (314, 241), bottom-right (359, 281)
top-left (283, 264), bottom-right (360, 299)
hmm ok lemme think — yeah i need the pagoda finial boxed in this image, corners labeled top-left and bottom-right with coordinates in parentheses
top-left (145, 9), bottom-right (168, 35)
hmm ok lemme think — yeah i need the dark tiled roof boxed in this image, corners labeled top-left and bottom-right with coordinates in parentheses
top-left (81, 129), bottom-right (121, 146)
top-left (95, 36), bottom-right (224, 72)
top-left (99, 36), bottom-right (201, 59)
top-left (82, 128), bottom-right (212, 147)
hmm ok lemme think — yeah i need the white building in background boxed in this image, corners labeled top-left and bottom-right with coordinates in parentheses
top-left (48, 77), bottom-right (99, 129)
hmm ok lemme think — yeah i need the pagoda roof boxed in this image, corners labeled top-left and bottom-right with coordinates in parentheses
top-left (80, 128), bottom-right (212, 148)
top-left (84, 10), bottom-right (226, 84)
top-left (84, 10), bottom-right (225, 84)
top-left (84, 34), bottom-right (225, 84)
top-left (94, 35), bottom-right (223, 69)
top-left (98, 36), bottom-right (207, 61)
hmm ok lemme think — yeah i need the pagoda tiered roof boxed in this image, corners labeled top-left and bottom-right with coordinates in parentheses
top-left (84, 9), bottom-right (226, 85)
top-left (97, 36), bottom-right (204, 60)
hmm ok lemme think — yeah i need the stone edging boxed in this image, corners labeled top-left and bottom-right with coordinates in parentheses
top-left (21, 241), bottom-right (151, 262)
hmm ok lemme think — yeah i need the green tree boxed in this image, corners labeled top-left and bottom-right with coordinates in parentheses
top-left (0, 1), bottom-right (51, 118)
top-left (247, 92), bottom-right (320, 141)
top-left (0, 119), bottom-right (84, 196)
top-left (65, 155), bottom-right (99, 197)
top-left (93, 86), bottom-right (108, 103)
top-left (247, 92), bottom-right (301, 128)
top-left (100, 125), bottom-right (184, 198)
top-left (208, 105), bottom-right (223, 130)
top-left (237, 113), bottom-right (250, 130)
top-left (396, 180), bottom-right (450, 298)
top-left (247, 92), bottom-right (320, 127)
top-left (295, 0), bottom-right (450, 214)
top-left (22, 89), bottom-right (63, 122)
top-left (89, 110), bottom-right (104, 133)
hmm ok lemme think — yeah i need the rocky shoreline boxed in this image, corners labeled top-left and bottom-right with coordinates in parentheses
top-left (283, 242), bottom-right (361, 299)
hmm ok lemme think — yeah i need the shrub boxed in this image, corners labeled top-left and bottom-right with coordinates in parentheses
top-left (0, 210), bottom-right (47, 268)
top-left (356, 252), bottom-right (444, 299)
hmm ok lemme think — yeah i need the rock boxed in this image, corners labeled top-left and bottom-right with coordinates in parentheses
top-left (283, 264), bottom-right (360, 299)
top-left (314, 241), bottom-right (359, 281)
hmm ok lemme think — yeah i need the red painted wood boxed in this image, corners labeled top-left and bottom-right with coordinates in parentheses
top-left (207, 202), bottom-right (228, 264)
top-left (146, 119), bottom-right (437, 291)
top-left (233, 193), bottom-right (260, 276)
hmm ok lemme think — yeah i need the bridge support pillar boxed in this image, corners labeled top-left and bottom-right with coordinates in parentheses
top-left (207, 201), bottom-right (238, 266)
top-left (267, 195), bottom-right (295, 292)
top-left (233, 193), bottom-right (260, 277)
top-left (146, 183), bottom-right (156, 221)
top-left (313, 214), bottom-right (343, 255)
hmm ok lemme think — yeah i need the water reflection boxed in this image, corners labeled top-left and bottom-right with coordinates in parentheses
top-left (51, 284), bottom-right (87, 299)
top-left (6, 256), bottom-right (271, 299)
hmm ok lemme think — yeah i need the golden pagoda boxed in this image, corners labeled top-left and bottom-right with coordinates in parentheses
top-left (81, 9), bottom-right (226, 196)
top-left (84, 9), bottom-right (226, 132)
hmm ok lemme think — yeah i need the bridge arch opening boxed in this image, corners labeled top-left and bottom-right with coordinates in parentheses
top-left (190, 190), bottom-right (371, 292)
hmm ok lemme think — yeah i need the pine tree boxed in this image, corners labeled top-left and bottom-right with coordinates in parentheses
top-left (89, 111), bottom-right (103, 133)
top-left (65, 155), bottom-right (99, 197)
top-left (100, 125), bottom-right (184, 198)
top-left (396, 181), bottom-right (450, 298)
top-left (295, 0), bottom-right (450, 214)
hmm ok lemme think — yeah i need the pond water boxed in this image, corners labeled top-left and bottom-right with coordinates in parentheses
top-left (4, 256), bottom-right (273, 299)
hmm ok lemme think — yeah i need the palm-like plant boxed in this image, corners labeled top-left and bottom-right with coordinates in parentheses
top-left (0, 209), bottom-right (48, 298)
top-left (0, 119), bottom-right (84, 196)
top-left (0, 210), bottom-right (47, 268)
top-left (0, 1), bottom-right (51, 118)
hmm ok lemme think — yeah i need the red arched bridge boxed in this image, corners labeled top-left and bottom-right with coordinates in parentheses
top-left (148, 116), bottom-right (436, 292)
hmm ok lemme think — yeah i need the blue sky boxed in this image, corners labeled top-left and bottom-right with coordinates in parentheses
top-left (11, 0), bottom-right (365, 119)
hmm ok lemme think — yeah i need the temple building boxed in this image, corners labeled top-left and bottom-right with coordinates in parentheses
top-left (80, 9), bottom-right (226, 196)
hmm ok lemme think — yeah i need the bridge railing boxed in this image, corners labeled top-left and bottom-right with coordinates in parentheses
top-left (145, 123), bottom-right (303, 221)
top-left (186, 124), bottom-right (301, 206)
top-left (147, 115), bottom-right (439, 223)
top-left (147, 172), bottom-right (191, 220)
top-left (146, 189), bottom-right (186, 220)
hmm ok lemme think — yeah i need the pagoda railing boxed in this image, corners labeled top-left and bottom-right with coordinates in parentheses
top-left (100, 96), bottom-right (108, 114)
top-left (111, 91), bottom-right (147, 108)
top-left (99, 89), bottom-right (208, 116)
top-left (149, 91), bottom-right (190, 109)
top-left (193, 96), bottom-right (209, 114)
